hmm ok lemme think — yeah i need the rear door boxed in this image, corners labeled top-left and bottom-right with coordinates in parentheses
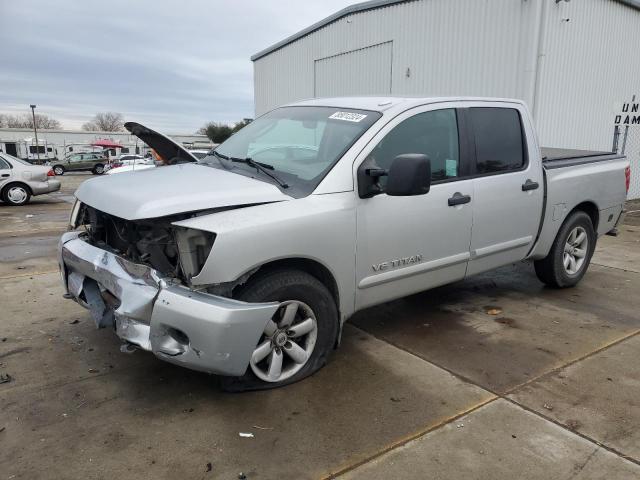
top-left (466, 103), bottom-right (543, 276)
top-left (0, 155), bottom-right (13, 190)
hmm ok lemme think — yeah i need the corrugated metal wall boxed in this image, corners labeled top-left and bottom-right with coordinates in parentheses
top-left (314, 41), bottom-right (393, 97)
top-left (534, 0), bottom-right (640, 151)
top-left (253, 0), bottom-right (640, 196)
top-left (253, 0), bottom-right (538, 114)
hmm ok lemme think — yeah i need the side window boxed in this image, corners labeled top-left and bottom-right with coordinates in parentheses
top-left (367, 109), bottom-right (460, 182)
top-left (0, 157), bottom-right (10, 169)
top-left (469, 108), bottom-right (525, 173)
top-left (69, 154), bottom-right (82, 162)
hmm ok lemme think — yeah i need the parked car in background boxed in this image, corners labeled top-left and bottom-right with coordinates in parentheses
top-left (106, 162), bottom-right (156, 175)
top-left (0, 152), bottom-right (60, 205)
top-left (115, 154), bottom-right (146, 163)
top-left (51, 152), bottom-right (108, 175)
top-left (105, 154), bottom-right (153, 174)
top-left (59, 97), bottom-right (629, 390)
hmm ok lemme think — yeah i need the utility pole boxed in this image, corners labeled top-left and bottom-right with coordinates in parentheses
top-left (29, 104), bottom-right (40, 163)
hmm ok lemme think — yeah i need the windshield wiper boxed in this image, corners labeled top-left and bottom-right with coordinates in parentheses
top-left (214, 151), bottom-right (289, 189)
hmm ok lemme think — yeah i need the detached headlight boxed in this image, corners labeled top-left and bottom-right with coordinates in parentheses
top-left (174, 227), bottom-right (216, 282)
top-left (68, 199), bottom-right (82, 230)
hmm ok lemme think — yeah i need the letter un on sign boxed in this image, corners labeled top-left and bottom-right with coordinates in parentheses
top-left (614, 101), bottom-right (640, 127)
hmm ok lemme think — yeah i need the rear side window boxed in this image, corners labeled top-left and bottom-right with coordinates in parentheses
top-left (469, 108), bottom-right (525, 173)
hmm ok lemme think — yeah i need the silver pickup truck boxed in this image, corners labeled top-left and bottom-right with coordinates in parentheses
top-left (58, 97), bottom-right (630, 390)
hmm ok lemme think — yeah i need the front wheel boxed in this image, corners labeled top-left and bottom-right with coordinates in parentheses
top-left (222, 269), bottom-right (339, 391)
top-left (534, 211), bottom-right (596, 288)
top-left (92, 164), bottom-right (105, 175)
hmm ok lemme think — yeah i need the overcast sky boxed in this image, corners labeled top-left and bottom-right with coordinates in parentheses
top-left (0, 0), bottom-right (355, 133)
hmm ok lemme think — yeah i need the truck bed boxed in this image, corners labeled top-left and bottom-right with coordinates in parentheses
top-left (541, 147), bottom-right (624, 170)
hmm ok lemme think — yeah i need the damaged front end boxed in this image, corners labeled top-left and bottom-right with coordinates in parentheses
top-left (59, 202), bottom-right (279, 376)
top-left (73, 203), bottom-right (216, 284)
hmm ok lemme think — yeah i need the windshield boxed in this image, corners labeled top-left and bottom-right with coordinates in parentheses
top-left (199, 106), bottom-right (381, 196)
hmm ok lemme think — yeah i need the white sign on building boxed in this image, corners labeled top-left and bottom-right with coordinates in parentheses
top-left (614, 101), bottom-right (640, 126)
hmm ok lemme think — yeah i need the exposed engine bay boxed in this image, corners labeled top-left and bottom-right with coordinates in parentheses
top-left (75, 203), bottom-right (215, 284)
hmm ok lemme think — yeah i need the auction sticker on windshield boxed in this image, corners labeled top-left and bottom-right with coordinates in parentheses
top-left (329, 111), bottom-right (368, 122)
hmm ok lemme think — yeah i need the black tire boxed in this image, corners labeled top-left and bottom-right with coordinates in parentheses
top-left (534, 211), bottom-right (596, 288)
top-left (53, 165), bottom-right (65, 176)
top-left (1, 183), bottom-right (31, 206)
top-left (92, 164), bottom-right (105, 175)
top-left (222, 268), bottom-right (339, 392)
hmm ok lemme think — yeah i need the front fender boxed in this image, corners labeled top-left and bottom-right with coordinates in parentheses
top-left (173, 192), bottom-right (357, 320)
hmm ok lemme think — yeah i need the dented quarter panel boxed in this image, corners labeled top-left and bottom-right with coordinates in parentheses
top-left (173, 192), bottom-right (357, 320)
top-left (74, 162), bottom-right (292, 220)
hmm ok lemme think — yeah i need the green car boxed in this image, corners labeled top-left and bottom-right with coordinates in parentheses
top-left (52, 152), bottom-right (109, 175)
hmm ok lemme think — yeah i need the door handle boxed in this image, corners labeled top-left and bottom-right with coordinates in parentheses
top-left (522, 179), bottom-right (539, 191)
top-left (1, 174), bottom-right (9, 178)
top-left (448, 192), bottom-right (471, 206)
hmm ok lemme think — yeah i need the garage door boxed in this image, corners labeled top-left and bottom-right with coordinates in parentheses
top-left (314, 41), bottom-right (393, 98)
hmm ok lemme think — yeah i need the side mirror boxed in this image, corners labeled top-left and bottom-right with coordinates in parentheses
top-left (386, 154), bottom-right (431, 196)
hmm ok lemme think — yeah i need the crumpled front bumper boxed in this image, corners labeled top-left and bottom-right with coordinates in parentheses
top-left (58, 231), bottom-right (278, 376)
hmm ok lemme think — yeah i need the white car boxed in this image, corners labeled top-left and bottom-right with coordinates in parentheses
top-left (106, 163), bottom-right (156, 175)
top-left (0, 152), bottom-right (60, 205)
top-left (106, 154), bottom-right (155, 175)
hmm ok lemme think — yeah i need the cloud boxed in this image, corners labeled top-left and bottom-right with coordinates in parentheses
top-left (0, 0), bottom-right (355, 133)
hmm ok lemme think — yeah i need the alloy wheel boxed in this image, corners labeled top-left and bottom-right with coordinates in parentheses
top-left (563, 226), bottom-right (588, 275)
top-left (250, 300), bottom-right (318, 383)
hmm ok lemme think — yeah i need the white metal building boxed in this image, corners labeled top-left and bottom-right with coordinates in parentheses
top-left (251, 0), bottom-right (640, 197)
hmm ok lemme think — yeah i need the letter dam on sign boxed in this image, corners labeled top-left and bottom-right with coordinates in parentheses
top-left (614, 101), bottom-right (640, 127)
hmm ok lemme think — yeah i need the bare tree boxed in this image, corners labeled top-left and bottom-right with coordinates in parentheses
top-left (0, 113), bottom-right (61, 129)
top-left (197, 119), bottom-right (253, 143)
top-left (82, 112), bottom-right (125, 132)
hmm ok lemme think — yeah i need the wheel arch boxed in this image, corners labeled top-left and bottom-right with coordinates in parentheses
top-left (238, 257), bottom-right (341, 316)
top-left (1, 181), bottom-right (33, 197)
top-left (570, 201), bottom-right (599, 231)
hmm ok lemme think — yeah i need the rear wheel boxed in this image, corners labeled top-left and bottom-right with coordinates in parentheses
top-left (222, 269), bottom-right (339, 392)
top-left (53, 165), bottom-right (65, 175)
top-left (92, 164), bottom-right (105, 175)
top-left (2, 183), bottom-right (31, 206)
top-left (534, 211), bottom-right (596, 288)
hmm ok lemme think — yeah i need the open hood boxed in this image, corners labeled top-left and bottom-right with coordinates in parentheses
top-left (124, 122), bottom-right (198, 164)
top-left (75, 163), bottom-right (292, 220)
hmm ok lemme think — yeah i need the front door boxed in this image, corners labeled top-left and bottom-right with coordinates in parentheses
top-left (465, 105), bottom-right (544, 276)
top-left (354, 105), bottom-right (474, 310)
top-left (67, 154), bottom-right (86, 170)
